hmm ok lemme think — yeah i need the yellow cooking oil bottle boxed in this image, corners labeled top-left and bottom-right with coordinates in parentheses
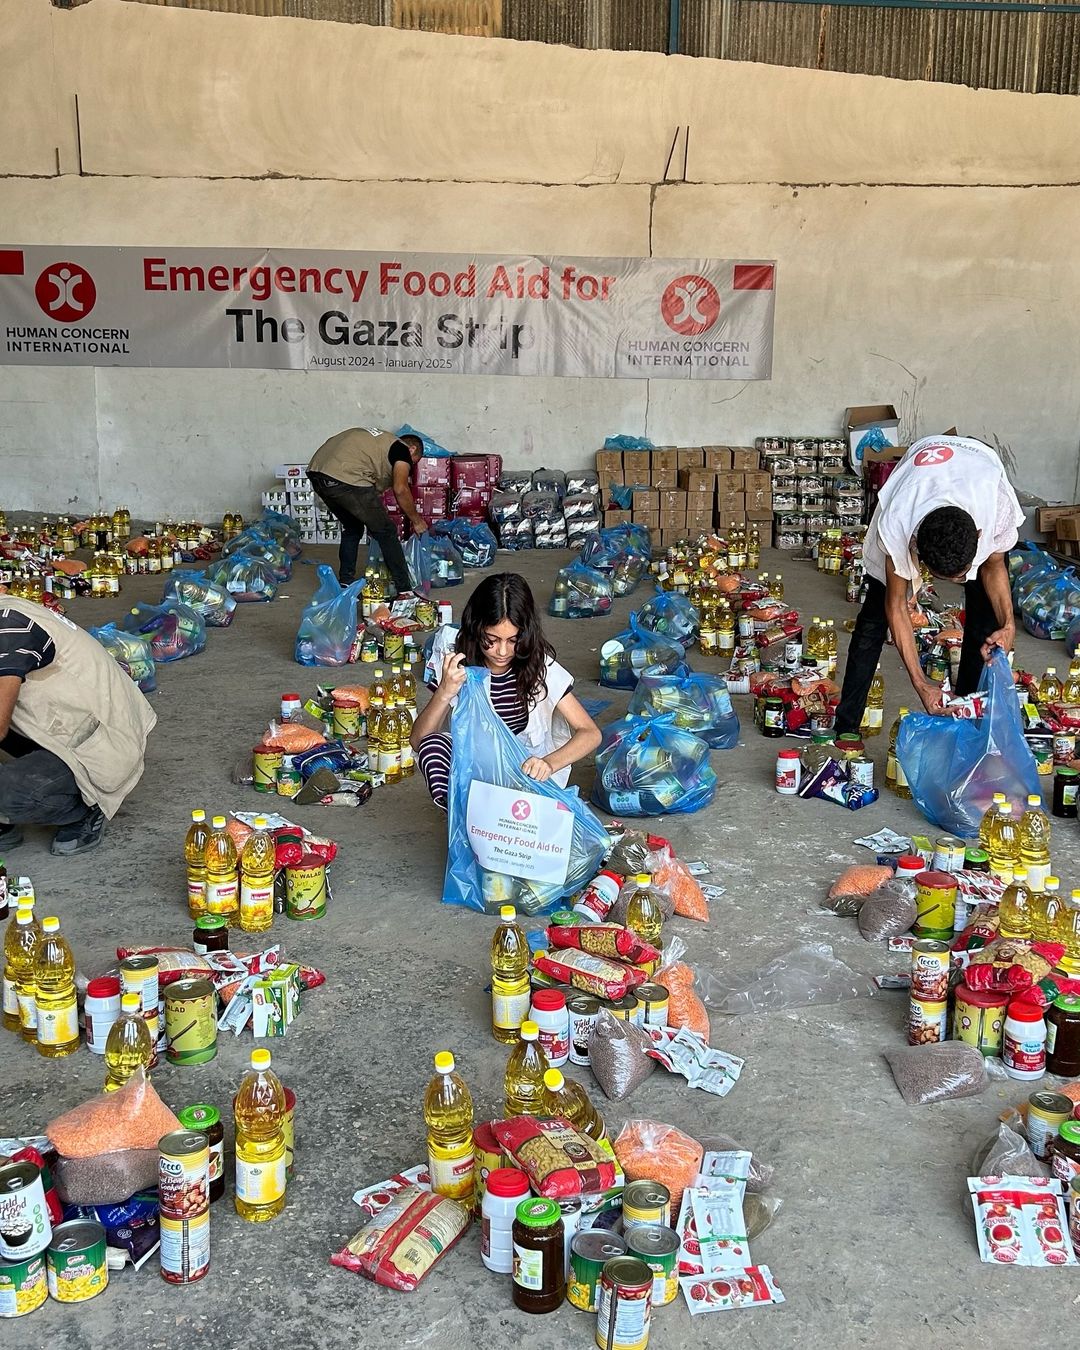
top-left (979, 793), bottom-right (1007, 853)
top-left (184, 808), bottom-right (210, 919)
top-left (367, 689), bottom-right (385, 771)
top-left (504, 1020), bottom-right (549, 1116)
top-left (1032, 876), bottom-right (1062, 944)
top-left (491, 905), bottom-right (530, 1043)
top-left (861, 665), bottom-right (885, 737)
top-left (4, 902), bottom-right (39, 1036)
top-left (717, 599), bottom-right (735, 655)
top-left (541, 1068), bottom-right (604, 1140)
top-left (824, 619), bottom-right (838, 679)
top-left (1055, 892), bottom-right (1080, 976)
top-left (1063, 661), bottom-right (1080, 706)
top-left (988, 801), bottom-right (1020, 885)
top-left (103, 992), bottom-right (153, 1091)
top-left (204, 815), bottom-right (239, 926)
top-left (240, 816), bottom-right (276, 934)
top-left (886, 708), bottom-right (912, 798)
top-left (34, 916), bottom-right (79, 1058)
top-left (379, 695), bottom-right (402, 781)
top-left (1018, 794), bottom-right (1052, 892)
top-left (624, 874), bottom-right (663, 963)
top-left (423, 1051), bottom-right (475, 1207)
top-left (395, 698), bottom-right (415, 778)
top-left (997, 867), bottom-right (1033, 941)
top-left (804, 617), bottom-right (827, 674)
top-left (234, 1047), bottom-right (288, 1221)
top-left (1038, 666), bottom-right (1063, 705)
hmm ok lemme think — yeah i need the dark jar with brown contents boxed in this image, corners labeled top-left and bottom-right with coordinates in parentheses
top-left (193, 915), bottom-right (229, 955)
top-left (177, 1104), bottom-right (225, 1203)
top-left (1047, 995), bottom-right (1080, 1077)
top-left (512, 1197), bottom-right (565, 1313)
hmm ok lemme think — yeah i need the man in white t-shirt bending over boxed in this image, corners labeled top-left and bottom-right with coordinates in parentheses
top-left (834, 435), bottom-right (1024, 735)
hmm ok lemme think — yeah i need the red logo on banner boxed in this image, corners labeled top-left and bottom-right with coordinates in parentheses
top-left (913, 446), bottom-right (954, 467)
top-left (660, 275), bottom-right (720, 336)
top-left (511, 799), bottom-right (532, 822)
top-left (34, 262), bottom-right (97, 323)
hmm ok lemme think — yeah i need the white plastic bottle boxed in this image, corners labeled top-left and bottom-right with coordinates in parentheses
top-left (1002, 1000), bottom-right (1047, 1081)
top-left (481, 1167), bottom-right (530, 1274)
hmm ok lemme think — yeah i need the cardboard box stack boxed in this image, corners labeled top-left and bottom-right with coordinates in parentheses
top-left (1037, 505), bottom-right (1080, 559)
top-left (262, 465), bottom-right (341, 545)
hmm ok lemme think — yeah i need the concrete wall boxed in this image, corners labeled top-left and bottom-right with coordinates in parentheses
top-left (1, 0), bottom-right (1079, 514)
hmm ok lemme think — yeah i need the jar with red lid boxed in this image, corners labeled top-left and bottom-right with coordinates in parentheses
top-left (529, 989), bottom-right (569, 1067)
top-left (775, 749), bottom-right (801, 795)
top-left (1003, 999), bottom-right (1047, 1080)
top-left (482, 1167), bottom-right (530, 1275)
top-left (84, 975), bottom-right (121, 1055)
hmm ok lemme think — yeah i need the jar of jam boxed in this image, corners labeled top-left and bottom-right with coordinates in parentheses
top-left (1051, 1119), bottom-right (1080, 1187)
top-left (963, 847), bottom-right (990, 873)
top-left (1053, 767), bottom-right (1079, 820)
top-left (193, 915), bottom-right (229, 955)
top-left (177, 1103), bottom-right (225, 1203)
top-left (762, 697), bottom-right (785, 738)
top-left (1047, 994), bottom-right (1080, 1077)
top-left (835, 733), bottom-right (865, 761)
top-left (512, 1197), bottom-right (565, 1313)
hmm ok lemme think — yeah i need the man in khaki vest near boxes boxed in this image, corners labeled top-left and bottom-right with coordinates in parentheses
top-left (307, 428), bottom-right (427, 595)
top-left (0, 600), bottom-right (156, 855)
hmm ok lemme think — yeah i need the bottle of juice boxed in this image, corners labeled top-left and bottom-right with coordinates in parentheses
top-left (504, 1021), bottom-right (549, 1116)
top-left (184, 808), bottom-right (210, 919)
top-left (3, 903), bottom-right (38, 1036)
top-left (861, 665), bottom-right (885, 737)
top-left (624, 874), bottom-right (663, 960)
top-left (1018, 794), bottom-right (1052, 892)
top-left (423, 1051), bottom-right (475, 1206)
top-left (1063, 662), bottom-right (1080, 705)
top-left (395, 698), bottom-right (415, 778)
top-left (34, 916), bottom-right (78, 1058)
top-left (541, 1068), bottom-right (604, 1140)
top-left (1032, 876), bottom-right (1062, 944)
top-left (1038, 666), bottom-right (1063, 705)
top-left (491, 906), bottom-right (529, 982)
top-left (998, 866), bottom-right (1033, 940)
top-left (239, 816), bottom-right (276, 934)
top-left (1055, 894), bottom-right (1080, 976)
top-left (234, 1047), bottom-right (287, 1221)
top-left (103, 991), bottom-right (153, 1091)
top-left (979, 793), bottom-right (1007, 853)
top-left (204, 816), bottom-right (239, 926)
top-left (886, 708), bottom-right (912, 798)
top-left (988, 801), bottom-right (1020, 885)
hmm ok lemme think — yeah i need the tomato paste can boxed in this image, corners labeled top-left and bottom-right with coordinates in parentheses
top-left (45, 1220), bottom-right (108, 1304)
top-left (913, 871), bottom-right (957, 939)
top-left (595, 1255), bottom-right (653, 1350)
top-left (568, 1231), bottom-right (627, 1313)
top-left (1028, 1092), bottom-right (1073, 1161)
top-left (621, 1181), bottom-right (671, 1231)
top-left (252, 744), bottom-right (284, 793)
top-left (0, 1162), bottom-right (51, 1260)
top-left (624, 1225), bottom-right (679, 1307)
top-left (285, 852), bottom-right (327, 920)
top-left (164, 978), bottom-right (217, 1066)
top-left (952, 983), bottom-right (1010, 1057)
top-left (0, 1250), bottom-right (46, 1317)
top-left (908, 996), bottom-right (948, 1046)
top-left (473, 1120), bottom-right (504, 1203)
top-left (931, 836), bottom-right (967, 875)
top-left (909, 940), bottom-right (951, 1003)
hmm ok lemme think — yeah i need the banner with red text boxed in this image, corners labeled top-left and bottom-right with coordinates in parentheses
top-left (0, 246), bottom-right (775, 379)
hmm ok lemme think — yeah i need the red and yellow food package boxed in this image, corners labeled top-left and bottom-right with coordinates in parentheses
top-left (493, 1116), bottom-right (617, 1198)
top-left (532, 949), bottom-right (646, 1000)
top-left (545, 923), bottom-right (660, 966)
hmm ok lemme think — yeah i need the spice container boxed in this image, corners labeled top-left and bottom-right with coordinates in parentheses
top-left (481, 1168), bottom-right (529, 1275)
top-left (1046, 994), bottom-right (1080, 1077)
top-left (512, 1197), bottom-right (565, 1313)
top-left (192, 915), bottom-right (229, 955)
top-left (1002, 1000), bottom-right (1047, 1081)
top-left (83, 976), bottom-right (121, 1055)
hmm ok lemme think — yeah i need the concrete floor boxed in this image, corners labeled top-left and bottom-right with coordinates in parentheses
top-left (3, 544), bottom-right (1076, 1348)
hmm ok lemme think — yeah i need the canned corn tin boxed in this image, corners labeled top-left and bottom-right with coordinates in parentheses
top-left (252, 744), bottom-right (284, 793)
top-left (0, 1161), bottom-right (51, 1260)
top-left (630, 983), bottom-right (669, 1030)
top-left (285, 852), bottom-right (327, 920)
top-left (276, 765), bottom-right (302, 798)
top-left (45, 1220), bottom-right (107, 1304)
top-left (1028, 1092), bottom-right (1073, 1161)
top-left (621, 1181), bottom-right (671, 1232)
top-left (913, 871), bottom-right (957, 939)
top-left (624, 1225), bottom-right (679, 1307)
top-left (569, 1231), bottom-right (628, 1312)
top-left (164, 977), bottom-right (217, 1066)
top-left (931, 836), bottom-right (967, 875)
top-left (909, 940), bottom-right (951, 1003)
top-left (0, 1251), bottom-right (46, 1317)
top-left (595, 1256), bottom-right (653, 1350)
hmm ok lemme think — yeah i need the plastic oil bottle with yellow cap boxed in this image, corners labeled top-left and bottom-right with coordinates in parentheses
top-left (423, 1051), bottom-right (475, 1207)
top-left (204, 815), bottom-right (239, 926)
top-left (234, 1047), bottom-right (288, 1221)
top-left (541, 1068), bottom-right (604, 1140)
top-left (184, 808), bottom-right (210, 919)
top-left (103, 992), bottom-right (153, 1091)
top-left (504, 1021), bottom-right (549, 1116)
top-left (491, 905), bottom-right (530, 1043)
top-left (239, 816), bottom-right (276, 934)
top-left (4, 901), bottom-right (40, 1037)
top-left (34, 916), bottom-right (79, 1058)
top-left (624, 875), bottom-right (663, 966)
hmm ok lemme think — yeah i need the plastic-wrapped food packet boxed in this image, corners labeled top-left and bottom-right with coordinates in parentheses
top-left (680, 1266), bottom-right (785, 1314)
top-left (330, 1184), bottom-right (470, 1290)
top-left (645, 1026), bottom-right (744, 1098)
top-left (884, 1042), bottom-right (987, 1105)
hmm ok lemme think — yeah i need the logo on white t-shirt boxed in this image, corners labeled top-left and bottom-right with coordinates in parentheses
top-left (912, 446), bottom-right (954, 467)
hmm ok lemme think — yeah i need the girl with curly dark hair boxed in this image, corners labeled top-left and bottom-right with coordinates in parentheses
top-left (410, 572), bottom-right (601, 811)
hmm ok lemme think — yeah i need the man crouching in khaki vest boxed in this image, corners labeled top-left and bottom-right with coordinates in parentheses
top-left (0, 600), bottom-right (156, 855)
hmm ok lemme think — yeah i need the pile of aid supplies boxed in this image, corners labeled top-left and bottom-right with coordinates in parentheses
top-left (333, 827), bottom-right (786, 1328)
top-left (0, 803), bottom-right (333, 1312)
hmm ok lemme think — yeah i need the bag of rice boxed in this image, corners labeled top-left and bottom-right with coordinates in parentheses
top-left (884, 1042), bottom-right (988, 1105)
top-left (329, 1184), bottom-right (470, 1290)
top-left (613, 1118), bottom-right (703, 1210)
top-left (493, 1116), bottom-right (617, 1197)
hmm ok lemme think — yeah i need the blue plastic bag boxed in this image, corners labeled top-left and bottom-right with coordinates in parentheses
top-left (443, 668), bottom-right (609, 915)
top-left (428, 535), bottom-right (464, 587)
top-left (628, 671), bottom-right (740, 749)
top-left (294, 564), bottom-right (364, 666)
top-left (599, 616), bottom-right (687, 690)
top-left (397, 423), bottom-right (455, 458)
top-left (163, 569), bottom-right (237, 627)
top-left (592, 714), bottom-right (717, 816)
top-left (89, 623), bottom-right (157, 693)
top-left (897, 648), bottom-right (1041, 838)
top-left (120, 600), bottom-right (206, 663)
top-left (434, 518), bottom-right (497, 568)
top-left (401, 535), bottom-right (433, 594)
top-left (603, 435), bottom-right (654, 451)
top-left (635, 590), bottom-right (700, 650)
top-left (1011, 551), bottom-right (1059, 610)
top-left (258, 508), bottom-right (303, 558)
top-left (1020, 568), bottom-right (1080, 641)
top-left (223, 526), bottom-right (292, 581)
top-left (580, 531), bottom-right (622, 575)
top-left (205, 553), bottom-right (278, 602)
top-left (549, 562), bottom-right (613, 619)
